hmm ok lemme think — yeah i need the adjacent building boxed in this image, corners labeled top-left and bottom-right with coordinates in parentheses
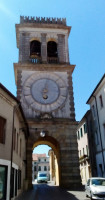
top-left (32, 154), bottom-right (50, 181)
top-left (0, 83), bottom-right (28, 200)
top-left (77, 111), bottom-right (91, 184)
top-left (87, 74), bottom-right (105, 177)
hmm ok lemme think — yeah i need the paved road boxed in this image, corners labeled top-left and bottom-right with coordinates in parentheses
top-left (15, 182), bottom-right (89, 200)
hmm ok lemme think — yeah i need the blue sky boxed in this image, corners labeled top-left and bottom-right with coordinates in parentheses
top-left (0, 0), bottom-right (105, 122)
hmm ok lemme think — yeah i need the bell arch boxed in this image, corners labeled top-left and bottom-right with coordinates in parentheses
top-left (30, 40), bottom-right (41, 57)
top-left (27, 135), bottom-right (60, 188)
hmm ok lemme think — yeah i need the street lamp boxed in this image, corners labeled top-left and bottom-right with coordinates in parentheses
top-left (40, 131), bottom-right (46, 137)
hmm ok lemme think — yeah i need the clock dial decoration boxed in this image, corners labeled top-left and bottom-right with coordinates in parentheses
top-left (24, 72), bottom-right (68, 112)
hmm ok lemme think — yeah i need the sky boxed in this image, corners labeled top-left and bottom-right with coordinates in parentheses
top-left (0, 0), bottom-right (105, 138)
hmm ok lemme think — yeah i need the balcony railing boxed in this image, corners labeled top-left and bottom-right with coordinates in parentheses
top-left (30, 57), bottom-right (42, 64)
top-left (47, 57), bottom-right (58, 64)
top-left (29, 57), bottom-right (59, 64)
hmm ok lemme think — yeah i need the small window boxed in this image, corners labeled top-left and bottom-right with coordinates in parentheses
top-left (80, 128), bottom-right (83, 137)
top-left (34, 166), bottom-right (37, 171)
top-left (77, 131), bottom-right (80, 140)
top-left (44, 166), bottom-right (47, 171)
top-left (38, 166), bottom-right (41, 171)
top-left (99, 95), bottom-right (103, 108)
top-left (83, 123), bottom-right (87, 133)
top-left (0, 116), bottom-right (6, 144)
top-left (38, 159), bottom-right (40, 162)
top-left (44, 159), bottom-right (46, 162)
top-left (80, 150), bottom-right (81, 157)
top-left (86, 145), bottom-right (89, 156)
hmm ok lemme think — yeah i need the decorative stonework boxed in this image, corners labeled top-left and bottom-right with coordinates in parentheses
top-left (20, 16), bottom-right (66, 26)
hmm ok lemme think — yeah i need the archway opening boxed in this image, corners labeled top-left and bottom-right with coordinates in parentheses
top-left (30, 40), bottom-right (41, 57)
top-left (31, 137), bottom-right (60, 186)
top-left (47, 41), bottom-right (58, 63)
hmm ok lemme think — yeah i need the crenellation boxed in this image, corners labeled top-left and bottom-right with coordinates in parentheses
top-left (20, 16), bottom-right (66, 25)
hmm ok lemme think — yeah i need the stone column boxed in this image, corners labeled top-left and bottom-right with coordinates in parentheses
top-left (19, 33), bottom-right (30, 62)
top-left (58, 34), bottom-right (66, 63)
top-left (41, 33), bottom-right (47, 63)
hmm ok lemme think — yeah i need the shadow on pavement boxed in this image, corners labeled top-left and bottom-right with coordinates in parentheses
top-left (15, 183), bottom-right (86, 200)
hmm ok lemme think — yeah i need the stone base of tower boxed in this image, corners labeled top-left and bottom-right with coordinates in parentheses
top-left (26, 119), bottom-right (82, 189)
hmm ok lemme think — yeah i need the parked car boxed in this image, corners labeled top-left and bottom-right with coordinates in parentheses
top-left (85, 177), bottom-right (105, 200)
top-left (37, 172), bottom-right (48, 183)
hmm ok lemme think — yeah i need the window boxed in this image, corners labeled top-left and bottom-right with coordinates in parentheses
top-left (44, 159), bottom-right (46, 162)
top-left (38, 159), bottom-right (40, 162)
top-left (77, 131), bottom-right (80, 140)
top-left (38, 166), bottom-right (41, 171)
top-left (99, 95), bottom-right (103, 108)
top-left (18, 169), bottom-right (21, 190)
top-left (0, 165), bottom-right (7, 199)
top-left (86, 145), bottom-right (89, 156)
top-left (83, 123), bottom-right (87, 133)
top-left (80, 150), bottom-right (81, 157)
top-left (80, 128), bottom-right (83, 137)
top-left (0, 116), bottom-right (6, 144)
top-left (44, 166), bottom-right (47, 171)
top-left (34, 166), bottom-right (37, 171)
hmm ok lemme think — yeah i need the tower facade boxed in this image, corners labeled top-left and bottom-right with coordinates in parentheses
top-left (14, 16), bottom-right (81, 188)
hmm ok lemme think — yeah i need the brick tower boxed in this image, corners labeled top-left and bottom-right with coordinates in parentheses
top-left (14, 16), bottom-right (81, 188)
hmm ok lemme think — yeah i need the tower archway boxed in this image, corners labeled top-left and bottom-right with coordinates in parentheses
top-left (27, 135), bottom-right (60, 188)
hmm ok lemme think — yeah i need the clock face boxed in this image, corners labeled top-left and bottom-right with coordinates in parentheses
top-left (23, 72), bottom-right (68, 112)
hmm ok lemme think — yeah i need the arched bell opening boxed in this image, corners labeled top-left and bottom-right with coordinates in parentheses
top-left (30, 40), bottom-right (41, 63)
top-left (47, 41), bottom-right (58, 63)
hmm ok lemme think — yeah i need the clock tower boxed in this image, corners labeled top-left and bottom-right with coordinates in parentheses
top-left (14, 16), bottom-right (81, 188)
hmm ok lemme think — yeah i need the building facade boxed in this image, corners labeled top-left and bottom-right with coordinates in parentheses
top-left (14, 16), bottom-right (81, 188)
top-left (32, 154), bottom-right (50, 181)
top-left (87, 74), bottom-right (105, 177)
top-left (77, 111), bottom-right (91, 185)
top-left (0, 83), bottom-right (28, 200)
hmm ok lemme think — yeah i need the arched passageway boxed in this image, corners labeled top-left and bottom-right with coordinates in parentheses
top-left (27, 136), bottom-right (60, 188)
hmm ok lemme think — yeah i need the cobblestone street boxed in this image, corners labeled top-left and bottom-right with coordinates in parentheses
top-left (15, 182), bottom-right (88, 200)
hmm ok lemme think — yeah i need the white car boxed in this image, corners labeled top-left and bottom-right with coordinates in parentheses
top-left (85, 177), bottom-right (105, 200)
top-left (37, 172), bottom-right (48, 183)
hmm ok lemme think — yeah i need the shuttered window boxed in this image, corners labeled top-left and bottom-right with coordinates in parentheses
top-left (0, 116), bottom-right (6, 144)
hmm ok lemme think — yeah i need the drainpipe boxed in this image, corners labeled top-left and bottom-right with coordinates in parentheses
top-left (9, 103), bottom-right (20, 200)
top-left (93, 95), bottom-right (105, 176)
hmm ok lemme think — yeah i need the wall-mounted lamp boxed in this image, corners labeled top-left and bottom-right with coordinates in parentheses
top-left (40, 131), bottom-right (46, 137)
